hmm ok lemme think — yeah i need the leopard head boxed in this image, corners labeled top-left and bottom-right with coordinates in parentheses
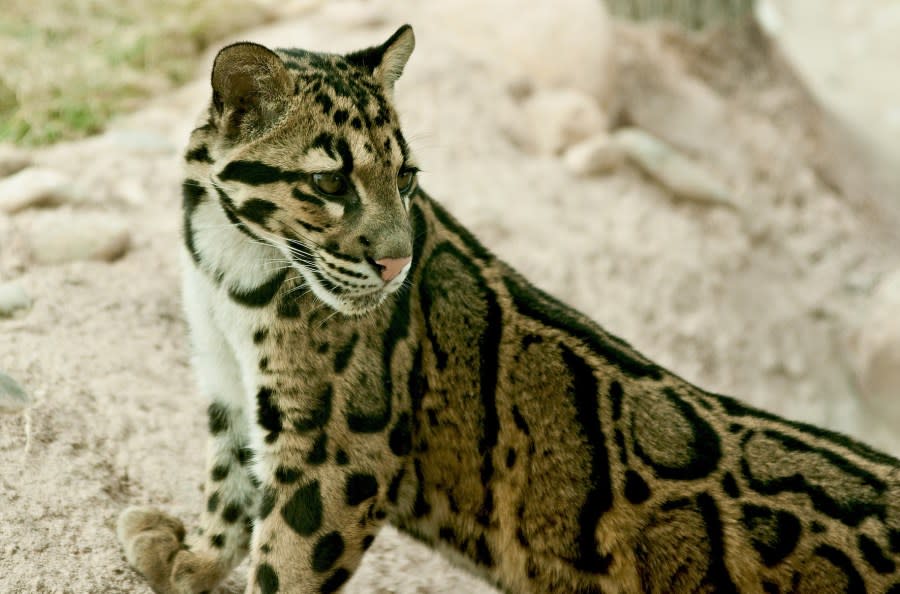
top-left (205, 26), bottom-right (418, 316)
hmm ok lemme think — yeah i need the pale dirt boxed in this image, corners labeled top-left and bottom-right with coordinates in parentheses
top-left (1, 1), bottom-right (899, 593)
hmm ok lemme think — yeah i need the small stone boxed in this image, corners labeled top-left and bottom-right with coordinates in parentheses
top-left (613, 128), bottom-right (734, 207)
top-left (516, 89), bottom-right (608, 155)
top-left (0, 143), bottom-right (32, 178)
top-left (0, 282), bottom-right (30, 316)
top-left (25, 210), bottom-right (131, 264)
top-left (563, 133), bottom-right (626, 176)
top-left (0, 167), bottom-right (78, 214)
top-left (0, 370), bottom-right (31, 414)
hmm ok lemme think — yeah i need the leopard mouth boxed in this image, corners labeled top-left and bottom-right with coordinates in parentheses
top-left (282, 238), bottom-right (402, 315)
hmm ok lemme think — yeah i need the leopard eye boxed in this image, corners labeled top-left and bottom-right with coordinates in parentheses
top-left (397, 169), bottom-right (416, 194)
top-left (313, 172), bottom-right (348, 196)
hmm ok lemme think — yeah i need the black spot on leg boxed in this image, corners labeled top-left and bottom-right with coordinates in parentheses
top-left (319, 568), bottom-right (350, 594)
top-left (306, 433), bottom-right (328, 465)
top-left (210, 533), bottom-right (225, 548)
top-left (275, 466), bottom-right (301, 484)
top-left (312, 531), bottom-right (345, 573)
top-left (253, 328), bottom-right (269, 344)
top-left (335, 449), bottom-right (349, 465)
top-left (362, 534), bottom-right (375, 550)
top-left (259, 487), bottom-right (277, 519)
top-left (256, 562), bottom-right (279, 594)
top-left (234, 445), bottom-right (252, 466)
top-left (207, 402), bottom-right (229, 434)
top-left (293, 384), bottom-right (333, 432)
top-left (207, 492), bottom-right (220, 513)
top-left (283, 481), bottom-right (323, 536)
top-left (346, 474), bottom-right (378, 506)
top-left (256, 387), bottom-right (283, 443)
top-left (259, 357), bottom-right (269, 371)
top-left (211, 464), bottom-right (229, 481)
top-left (222, 502), bottom-right (242, 523)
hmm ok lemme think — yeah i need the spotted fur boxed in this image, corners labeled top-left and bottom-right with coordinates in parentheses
top-left (118, 25), bottom-right (900, 594)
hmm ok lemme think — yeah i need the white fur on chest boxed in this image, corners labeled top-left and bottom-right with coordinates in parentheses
top-left (181, 193), bottom-right (286, 480)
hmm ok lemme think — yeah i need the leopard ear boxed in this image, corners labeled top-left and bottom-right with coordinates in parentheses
top-left (345, 25), bottom-right (415, 94)
top-left (211, 42), bottom-right (294, 140)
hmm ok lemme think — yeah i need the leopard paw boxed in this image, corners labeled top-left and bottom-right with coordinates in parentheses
top-left (118, 507), bottom-right (225, 594)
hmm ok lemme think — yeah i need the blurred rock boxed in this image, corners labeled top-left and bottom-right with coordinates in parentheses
top-left (24, 211), bottom-right (131, 264)
top-left (854, 270), bottom-right (900, 425)
top-left (0, 371), bottom-right (31, 414)
top-left (101, 130), bottom-right (176, 155)
top-left (613, 128), bottom-right (734, 207)
top-left (0, 144), bottom-right (32, 178)
top-left (0, 282), bottom-right (30, 317)
top-left (0, 167), bottom-right (83, 214)
top-left (517, 89), bottom-right (608, 155)
top-left (427, 0), bottom-right (614, 105)
top-left (563, 133), bottom-right (625, 176)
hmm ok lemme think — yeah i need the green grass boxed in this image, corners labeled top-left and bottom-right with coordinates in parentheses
top-left (0, 0), bottom-right (275, 146)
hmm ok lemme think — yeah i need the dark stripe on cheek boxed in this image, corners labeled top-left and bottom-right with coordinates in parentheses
top-left (238, 198), bottom-right (279, 228)
top-left (182, 180), bottom-right (206, 265)
top-left (227, 268), bottom-right (288, 308)
top-left (292, 187), bottom-right (326, 208)
top-left (215, 186), bottom-right (262, 242)
top-left (185, 144), bottom-right (213, 163)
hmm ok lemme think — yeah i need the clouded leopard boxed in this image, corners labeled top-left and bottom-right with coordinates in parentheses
top-left (117, 25), bottom-right (900, 594)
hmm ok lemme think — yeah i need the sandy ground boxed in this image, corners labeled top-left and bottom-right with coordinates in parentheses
top-left (1, 1), bottom-right (899, 592)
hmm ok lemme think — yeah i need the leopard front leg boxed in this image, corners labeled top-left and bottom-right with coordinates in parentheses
top-left (245, 422), bottom-right (401, 594)
top-left (118, 280), bottom-right (257, 593)
top-left (119, 399), bottom-right (257, 593)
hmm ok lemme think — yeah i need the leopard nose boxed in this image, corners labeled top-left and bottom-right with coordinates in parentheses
top-left (374, 256), bottom-right (412, 282)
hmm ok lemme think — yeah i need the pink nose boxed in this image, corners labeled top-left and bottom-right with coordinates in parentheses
top-left (375, 256), bottom-right (412, 282)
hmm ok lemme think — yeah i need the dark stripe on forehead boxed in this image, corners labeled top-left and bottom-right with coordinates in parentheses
top-left (310, 132), bottom-right (335, 158)
top-left (393, 129), bottom-right (409, 161)
top-left (218, 161), bottom-right (304, 186)
top-left (335, 138), bottom-right (353, 175)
